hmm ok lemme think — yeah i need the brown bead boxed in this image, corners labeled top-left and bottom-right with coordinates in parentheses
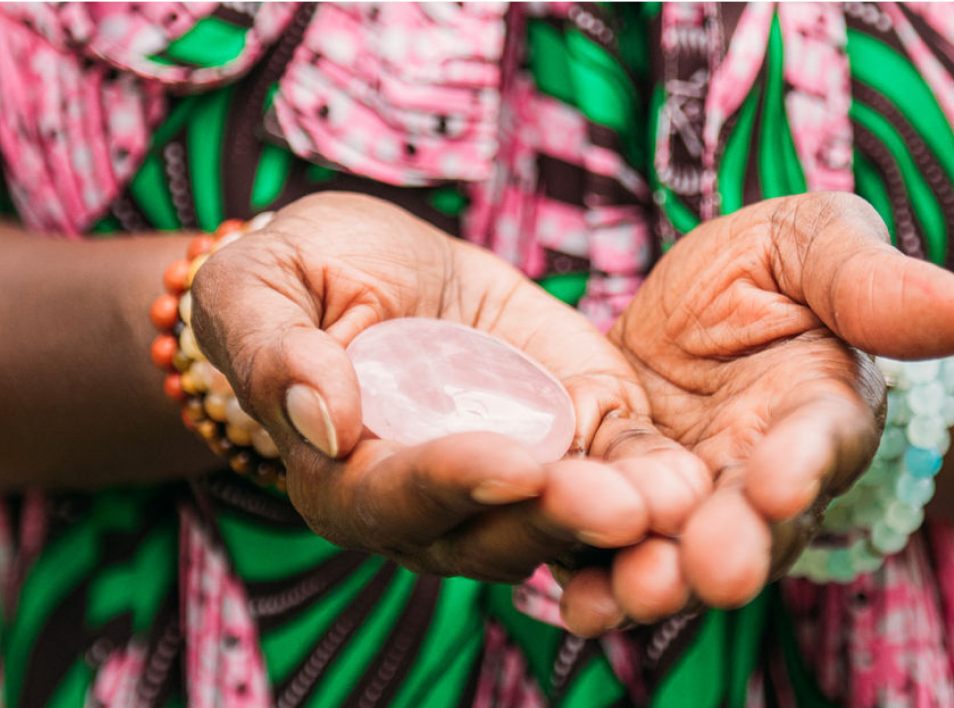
top-left (163, 259), bottom-right (191, 294)
top-left (273, 474), bottom-right (287, 493)
top-left (183, 397), bottom-right (206, 422)
top-left (150, 335), bottom-right (178, 369)
top-left (207, 434), bottom-right (234, 458)
top-left (186, 235), bottom-right (216, 260)
top-left (230, 451), bottom-right (253, 475)
top-left (181, 408), bottom-right (197, 431)
top-left (163, 373), bottom-right (185, 402)
top-left (150, 294), bottom-right (180, 331)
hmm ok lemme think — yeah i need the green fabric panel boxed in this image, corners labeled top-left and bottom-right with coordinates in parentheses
top-left (90, 214), bottom-right (122, 235)
top-left (537, 272), bottom-right (588, 307)
top-left (388, 577), bottom-right (486, 708)
top-left (771, 588), bottom-right (838, 708)
top-left (128, 155), bottom-right (181, 230)
top-left (307, 570), bottom-right (416, 708)
top-left (719, 87), bottom-right (760, 216)
top-left (188, 88), bottom-right (232, 230)
top-left (45, 659), bottom-right (93, 708)
top-left (851, 101), bottom-right (947, 264)
top-left (152, 96), bottom-right (202, 150)
top-left (664, 188), bottom-right (702, 235)
top-left (558, 654), bottom-right (627, 707)
top-left (306, 162), bottom-right (338, 184)
top-left (616, 5), bottom-right (651, 78)
top-left (848, 29), bottom-right (954, 186)
top-left (260, 558), bottom-right (384, 685)
top-left (565, 29), bottom-right (636, 135)
top-left (528, 19), bottom-right (578, 108)
top-left (854, 150), bottom-right (898, 244)
top-left (4, 523), bottom-right (98, 707)
top-left (251, 143), bottom-right (294, 210)
top-left (428, 187), bottom-right (469, 217)
top-left (650, 611), bottom-right (728, 708)
top-left (760, 15), bottom-right (807, 199)
top-left (85, 522), bottom-right (174, 633)
top-left (726, 592), bottom-right (769, 708)
top-left (217, 511), bottom-right (343, 582)
top-left (162, 17), bottom-right (248, 68)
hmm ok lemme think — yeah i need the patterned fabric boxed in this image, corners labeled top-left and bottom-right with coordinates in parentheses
top-left (4, 3), bottom-right (954, 707)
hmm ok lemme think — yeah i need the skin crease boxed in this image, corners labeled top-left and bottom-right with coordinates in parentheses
top-left (6, 191), bottom-right (954, 638)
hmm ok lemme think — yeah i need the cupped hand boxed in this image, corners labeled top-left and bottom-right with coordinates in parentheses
top-left (189, 192), bottom-right (705, 583)
top-left (559, 192), bottom-right (954, 634)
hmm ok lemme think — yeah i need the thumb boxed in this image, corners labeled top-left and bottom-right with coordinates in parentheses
top-left (773, 192), bottom-right (954, 359)
top-left (190, 246), bottom-right (363, 459)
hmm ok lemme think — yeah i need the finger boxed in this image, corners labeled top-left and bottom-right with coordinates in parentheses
top-left (611, 537), bottom-right (690, 623)
top-left (560, 567), bottom-right (625, 638)
top-left (190, 241), bottom-right (363, 458)
top-left (296, 432), bottom-right (546, 555)
top-left (681, 468), bottom-right (772, 608)
top-left (745, 380), bottom-right (881, 523)
top-left (772, 192), bottom-right (954, 358)
top-left (421, 459), bottom-right (649, 582)
top-left (593, 420), bottom-right (712, 536)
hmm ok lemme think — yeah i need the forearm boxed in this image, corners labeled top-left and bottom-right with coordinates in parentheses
top-left (0, 223), bottom-right (222, 489)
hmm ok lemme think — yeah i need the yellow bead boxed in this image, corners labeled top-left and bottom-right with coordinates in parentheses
top-left (179, 326), bottom-right (204, 362)
top-left (185, 254), bottom-right (209, 288)
top-left (226, 424), bottom-right (252, 447)
top-left (251, 426), bottom-right (280, 459)
top-left (180, 370), bottom-right (199, 395)
top-left (178, 290), bottom-right (193, 326)
top-left (225, 396), bottom-right (256, 430)
top-left (204, 393), bottom-right (228, 422)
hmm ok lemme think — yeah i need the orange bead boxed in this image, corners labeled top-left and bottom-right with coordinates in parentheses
top-left (150, 294), bottom-right (180, 331)
top-left (186, 235), bottom-right (216, 261)
top-left (181, 408), bottom-right (197, 431)
top-left (215, 219), bottom-right (245, 238)
top-left (151, 335), bottom-right (178, 369)
top-left (163, 259), bottom-right (191, 294)
top-left (163, 373), bottom-right (185, 402)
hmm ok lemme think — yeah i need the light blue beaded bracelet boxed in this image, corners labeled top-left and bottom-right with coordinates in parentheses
top-left (788, 356), bottom-right (954, 583)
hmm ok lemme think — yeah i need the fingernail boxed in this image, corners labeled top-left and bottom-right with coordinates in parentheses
top-left (471, 480), bottom-right (539, 505)
top-left (286, 384), bottom-right (338, 457)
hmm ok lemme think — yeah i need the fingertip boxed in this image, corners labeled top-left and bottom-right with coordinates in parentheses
top-left (283, 328), bottom-right (364, 457)
top-left (682, 491), bottom-right (771, 608)
top-left (543, 460), bottom-right (649, 547)
top-left (616, 451), bottom-right (710, 537)
top-left (746, 426), bottom-right (832, 522)
top-left (611, 538), bottom-right (689, 623)
top-left (560, 567), bottom-right (625, 638)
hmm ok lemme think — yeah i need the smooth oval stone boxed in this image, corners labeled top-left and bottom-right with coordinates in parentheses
top-left (346, 318), bottom-right (576, 462)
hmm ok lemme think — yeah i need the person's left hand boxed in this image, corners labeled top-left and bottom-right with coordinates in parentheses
top-left (557, 192), bottom-right (954, 636)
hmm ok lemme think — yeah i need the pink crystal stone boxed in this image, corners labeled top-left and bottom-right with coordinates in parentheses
top-left (346, 318), bottom-right (576, 463)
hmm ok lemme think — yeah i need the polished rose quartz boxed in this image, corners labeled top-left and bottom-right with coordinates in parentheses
top-left (346, 318), bottom-right (575, 462)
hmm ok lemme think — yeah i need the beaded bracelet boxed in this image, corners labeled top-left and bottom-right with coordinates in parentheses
top-left (149, 213), bottom-right (287, 490)
top-left (788, 356), bottom-right (954, 583)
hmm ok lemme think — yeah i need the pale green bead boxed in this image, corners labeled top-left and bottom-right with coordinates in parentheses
top-left (826, 548), bottom-right (856, 583)
top-left (849, 539), bottom-right (885, 574)
top-left (942, 398), bottom-right (954, 427)
top-left (871, 520), bottom-right (909, 555)
top-left (821, 500), bottom-right (854, 533)
top-left (896, 472), bottom-right (936, 507)
top-left (943, 359), bottom-right (954, 394)
top-left (907, 381), bottom-right (946, 416)
top-left (804, 549), bottom-right (832, 583)
top-left (887, 391), bottom-right (911, 426)
top-left (851, 494), bottom-right (884, 530)
top-left (878, 427), bottom-right (908, 459)
top-left (940, 433), bottom-right (952, 457)
top-left (907, 415), bottom-right (947, 449)
top-left (905, 359), bottom-right (941, 384)
top-left (789, 551), bottom-right (813, 577)
top-left (862, 457), bottom-right (898, 486)
top-left (885, 500), bottom-right (925, 535)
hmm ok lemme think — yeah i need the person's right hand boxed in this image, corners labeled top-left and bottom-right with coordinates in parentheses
top-left (190, 192), bottom-right (710, 586)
